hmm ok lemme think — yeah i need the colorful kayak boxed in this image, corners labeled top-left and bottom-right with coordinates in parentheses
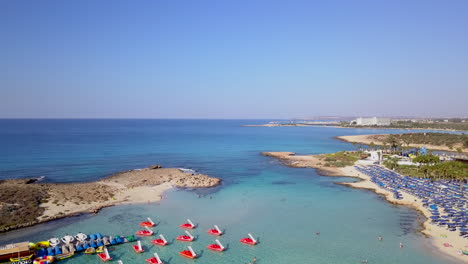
top-left (84, 247), bottom-right (96, 254)
top-left (55, 252), bottom-right (74, 260)
top-left (33, 255), bottom-right (55, 264)
top-left (11, 254), bottom-right (33, 262)
top-left (35, 241), bottom-right (50, 249)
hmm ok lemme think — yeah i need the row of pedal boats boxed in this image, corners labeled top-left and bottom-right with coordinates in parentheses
top-left (35, 233), bottom-right (136, 258)
top-left (28, 217), bottom-right (258, 263)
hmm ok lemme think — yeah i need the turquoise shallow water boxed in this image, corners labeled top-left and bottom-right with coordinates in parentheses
top-left (0, 120), bottom-right (457, 263)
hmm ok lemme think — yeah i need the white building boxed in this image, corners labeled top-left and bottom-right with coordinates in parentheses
top-left (351, 117), bottom-right (391, 126)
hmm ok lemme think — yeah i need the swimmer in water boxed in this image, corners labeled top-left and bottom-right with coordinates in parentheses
top-left (400, 242), bottom-right (403, 248)
top-left (378, 235), bottom-right (382, 241)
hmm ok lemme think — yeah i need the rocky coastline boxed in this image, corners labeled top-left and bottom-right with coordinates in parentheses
top-left (0, 165), bottom-right (220, 233)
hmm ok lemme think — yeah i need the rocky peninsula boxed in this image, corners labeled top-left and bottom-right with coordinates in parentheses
top-left (0, 166), bottom-right (220, 233)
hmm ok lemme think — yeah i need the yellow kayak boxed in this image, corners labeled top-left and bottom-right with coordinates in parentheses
top-left (10, 254), bottom-right (33, 262)
top-left (35, 241), bottom-right (50, 248)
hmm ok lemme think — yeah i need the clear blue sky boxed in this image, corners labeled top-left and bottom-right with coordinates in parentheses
top-left (1, 0), bottom-right (467, 118)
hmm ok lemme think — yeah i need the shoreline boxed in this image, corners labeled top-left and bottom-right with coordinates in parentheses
top-left (262, 151), bottom-right (467, 263)
top-left (243, 123), bottom-right (467, 132)
top-left (0, 166), bottom-right (221, 233)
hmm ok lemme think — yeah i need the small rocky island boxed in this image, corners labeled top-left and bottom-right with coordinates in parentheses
top-left (0, 166), bottom-right (220, 232)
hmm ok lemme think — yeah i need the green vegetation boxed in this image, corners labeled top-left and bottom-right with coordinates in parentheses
top-left (320, 151), bottom-right (363, 167)
top-left (384, 154), bottom-right (468, 181)
top-left (0, 179), bottom-right (49, 231)
top-left (383, 156), bottom-right (400, 170)
top-left (365, 133), bottom-right (468, 152)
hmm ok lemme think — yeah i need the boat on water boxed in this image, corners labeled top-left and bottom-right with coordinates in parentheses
top-left (136, 226), bottom-right (154, 236)
top-left (33, 255), bottom-right (55, 264)
top-left (151, 235), bottom-right (168, 246)
top-left (97, 247), bottom-right (112, 262)
top-left (84, 247), bottom-right (96, 254)
top-left (55, 251), bottom-right (74, 260)
top-left (240, 233), bottom-right (258, 245)
top-left (34, 241), bottom-right (50, 249)
top-left (96, 246), bottom-right (104, 253)
top-left (207, 225), bottom-right (223, 236)
top-left (140, 217), bottom-right (156, 227)
top-left (180, 219), bottom-right (196, 229)
top-left (61, 235), bottom-right (74, 244)
top-left (10, 254), bottom-right (33, 262)
top-left (132, 241), bottom-right (145, 253)
top-left (74, 233), bottom-right (87, 242)
top-left (48, 238), bottom-right (60, 247)
top-left (145, 253), bottom-right (164, 264)
top-left (176, 231), bottom-right (194, 242)
top-left (207, 239), bottom-right (225, 252)
top-left (179, 246), bottom-right (197, 259)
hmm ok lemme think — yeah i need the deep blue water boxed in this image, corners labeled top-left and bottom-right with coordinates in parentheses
top-left (0, 119), bottom-right (457, 263)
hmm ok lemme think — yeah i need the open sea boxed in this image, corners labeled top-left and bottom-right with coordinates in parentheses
top-left (0, 119), bottom-right (457, 264)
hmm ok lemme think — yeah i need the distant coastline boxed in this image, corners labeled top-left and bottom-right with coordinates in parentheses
top-left (0, 166), bottom-right (220, 233)
top-left (243, 122), bottom-right (468, 132)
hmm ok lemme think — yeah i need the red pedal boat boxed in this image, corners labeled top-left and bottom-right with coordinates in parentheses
top-left (177, 231), bottom-right (194, 242)
top-left (136, 226), bottom-right (154, 236)
top-left (207, 239), bottom-right (225, 252)
top-left (97, 248), bottom-right (112, 262)
top-left (179, 246), bottom-right (197, 259)
top-left (151, 234), bottom-right (169, 246)
top-left (207, 225), bottom-right (223, 236)
top-left (140, 217), bottom-right (156, 227)
top-left (240, 233), bottom-right (258, 245)
top-left (133, 241), bottom-right (145, 253)
top-left (146, 253), bottom-right (164, 264)
top-left (180, 219), bottom-right (196, 229)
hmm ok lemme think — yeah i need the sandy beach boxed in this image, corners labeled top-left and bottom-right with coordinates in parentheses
top-left (0, 167), bottom-right (220, 233)
top-left (263, 152), bottom-right (468, 263)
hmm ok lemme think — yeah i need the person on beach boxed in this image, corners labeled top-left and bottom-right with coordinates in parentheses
top-left (378, 235), bottom-right (382, 241)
